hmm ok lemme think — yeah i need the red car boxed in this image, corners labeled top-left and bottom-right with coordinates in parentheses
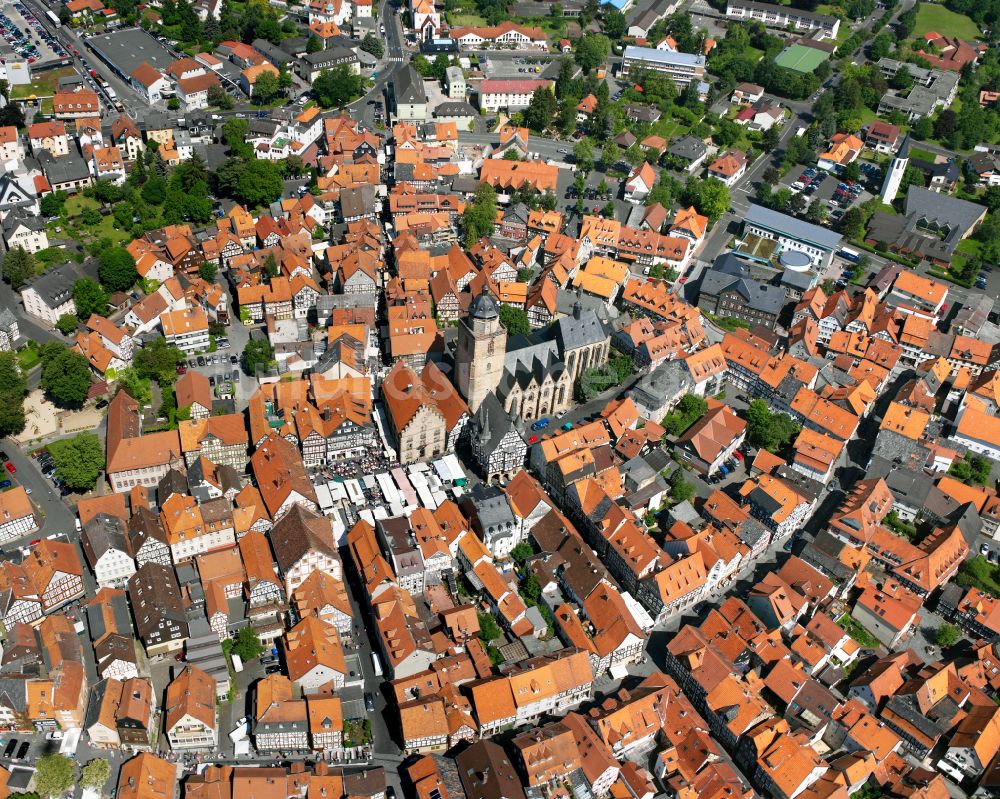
top-left (733, 451), bottom-right (744, 461)
top-left (4, 462), bottom-right (15, 474)
top-left (528, 435), bottom-right (539, 444)
top-left (176, 365), bottom-right (187, 375)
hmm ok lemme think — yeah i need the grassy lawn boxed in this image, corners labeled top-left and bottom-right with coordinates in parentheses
top-left (54, 195), bottom-right (134, 249)
top-left (957, 556), bottom-right (1000, 597)
top-left (446, 11), bottom-right (487, 25)
top-left (16, 344), bottom-right (40, 372)
top-left (908, 146), bottom-right (938, 162)
top-left (837, 614), bottom-right (880, 648)
top-left (10, 66), bottom-right (78, 100)
top-left (913, 3), bottom-right (979, 38)
top-left (746, 46), bottom-right (764, 63)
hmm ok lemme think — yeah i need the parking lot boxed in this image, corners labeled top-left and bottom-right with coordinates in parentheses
top-left (179, 342), bottom-right (241, 396)
top-left (3, 1), bottom-right (67, 65)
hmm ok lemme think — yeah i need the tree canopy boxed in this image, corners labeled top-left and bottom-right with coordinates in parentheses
top-left (462, 183), bottom-right (498, 246)
top-left (34, 755), bottom-right (75, 799)
top-left (135, 337), bottom-right (185, 386)
top-left (1, 247), bottom-right (34, 291)
top-left (498, 305), bottom-right (531, 337)
top-left (242, 338), bottom-right (276, 376)
top-left (49, 433), bottom-right (105, 491)
top-left (39, 343), bottom-right (91, 408)
top-left (72, 279), bottom-right (109, 320)
top-left (746, 399), bottom-right (799, 453)
top-left (79, 760), bottom-right (111, 792)
top-left (313, 66), bottom-right (364, 108)
top-left (0, 352), bottom-right (26, 437)
top-left (98, 247), bottom-right (138, 292)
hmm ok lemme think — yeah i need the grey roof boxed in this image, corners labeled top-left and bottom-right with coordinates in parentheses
top-left (885, 469), bottom-right (934, 508)
top-left (623, 45), bottom-right (706, 69)
top-left (128, 506), bottom-right (169, 551)
top-left (700, 256), bottom-right (785, 316)
top-left (0, 309), bottom-right (16, 332)
top-left (667, 135), bottom-right (708, 162)
top-left (471, 391), bottom-right (522, 454)
top-left (86, 28), bottom-right (176, 75)
top-left (866, 212), bottom-right (952, 261)
top-left (462, 484), bottom-right (518, 541)
top-left (21, 261), bottom-right (77, 307)
top-left (781, 267), bottom-right (815, 291)
top-left (157, 468), bottom-right (189, 506)
top-left (745, 204), bottom-right (842, 251)
top-left (629, 360), bottom-right (693, 413)
top-left (302, 46), bottom-right (358, 68)
top-left (2, 208), bottom-right (45, 236)
top-left (553, 305), bottom-right (610, 351)
top-left (433, 101), bottom-right (477, 118)
top-left (469, 287), bottom-right (500, 321)
top-left (905, 186), bottom-right (987, 241)
top-left (86, 588), bottom-right (133, 642)
top-left (39, 149), bottom-right (91, 185)
top-left (340, 184), bottom-right (376, 219)
top-left (251, 38), bottom-right (290, 67)
top-left (392, 64), bottom-right (427, 105)
top-left (81, 512), bottom-right (130, 568)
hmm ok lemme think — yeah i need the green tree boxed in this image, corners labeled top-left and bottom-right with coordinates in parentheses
top-left (134, 337), bottom-right (185, 385)
top-left (669, 475), bottom-right (695, 504)
top-left (746, 399), bottom-right (799, 453)
top-left (306, 33), bottom-right (323, 53)
top-left (215, 158), bottom-right (285, 208)
top-left (208, 83), bottom-right (233, 109)
top-left (313, 66), bottom-right (363, 108)
top-left (511, 542), bottom-right (534, 563)
top-left (575, 33), bottom-right (611, 73)
top-left (263, 253), bottom-right (280, 279)
top-left (55, 314), bottom-right (78, 336)
top-left (232, 626), bottom-right (264, 661)
top-left (911, 116), bottom-right (933, 140)
top-left (361, 32), bottom-right (384, 58)
top-left (73, 279), bottom-right (109, 320)
top-left (600, 141), bottom-right (622, 169)
top-left (840, 206), bottom-right (865, 240)
top-left (843, 161), bottom-right (862, 183)
top-left (477, 612), bottom-right (503, 642)
top-left (199, 262), bottom-right (218, 282)
top-left (252, 70), bottom-right (282, 104)
top-left (935, 623), bottom-right (961, 648)
top-left (524, 85), bottom-right (557, 132)
top-left (39, 191), bottom-right (67, 217)
top-left (79, 759), bottom-right (111, 792)
top-left (498, 305), bottom-right (531, 336)
top-left (0, 351), bottom-right (26, 437)
top-left (573, 137), bottom-right (595, 172)
top-left (40, 344), bottom-right (91, 408)
top-left (697, 178), bottom-right (730, 221)
top-left (602, 9), bottom-right (627, 38)
top-left (116, 367), bottom-right (151, 407)
top-left (222, 117), bottom-right (252, 159)
top-left (98, 247), bottom-right (138, 292)
top-left (1, 246), bottom-right (34, 291)
top-left (141, 176), bottom-right (167, 205)
top-left (462, 182), bottom-right (498, 246)
top-left (242, 338), bottom-right (275, 376)
top-left (33, 754), bottom-right (75, 798)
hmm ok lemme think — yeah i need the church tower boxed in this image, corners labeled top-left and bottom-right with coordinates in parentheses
top-left (454, 288), bottom-right (507, 414)
top-left (880, 134), bottom-right (911, 205)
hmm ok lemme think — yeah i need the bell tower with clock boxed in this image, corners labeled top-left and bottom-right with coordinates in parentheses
top-left (454, 287), bottom-right (507, 413)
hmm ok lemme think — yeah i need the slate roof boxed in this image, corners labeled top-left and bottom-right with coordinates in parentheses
top-left (471, 391), bottom-right (521, 454)
top-left (81, 513), bottom-right (130, 568)
top-left (2, 208), bottom-right (46, 236)
top-left (21, 262), bottom-right (77, 307)
top-left (392, 64), bottom-right (427, 105)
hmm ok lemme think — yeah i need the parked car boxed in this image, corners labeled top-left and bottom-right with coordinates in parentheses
top-left (3, 739), bottom-right (16, 758)
top-left (364, 692), bottom-right (375, 713)
top-left (15, 742), bottom-right (28, 759)
top-left (4, 463), bottom-right (14, 474)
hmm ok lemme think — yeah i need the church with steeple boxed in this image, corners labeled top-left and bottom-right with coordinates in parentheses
top-left (452, 288), bottom-right (612, 424)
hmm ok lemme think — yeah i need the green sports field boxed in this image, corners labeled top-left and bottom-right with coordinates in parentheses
top-left (774, 44), bottom-right (830, 74)
top-left (913, 4), bottom-right (979, 38)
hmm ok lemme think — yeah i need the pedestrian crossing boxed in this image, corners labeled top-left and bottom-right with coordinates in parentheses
top-left (386, 55), bottom-right (405, 63)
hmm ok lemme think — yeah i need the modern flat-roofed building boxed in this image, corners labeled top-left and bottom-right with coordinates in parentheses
top-left (620, 46), bottom-right (706, 86)
top-left (742, 204), bottom-right (842, 270)
top-left (725, 0), bottom-right (840, 39)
